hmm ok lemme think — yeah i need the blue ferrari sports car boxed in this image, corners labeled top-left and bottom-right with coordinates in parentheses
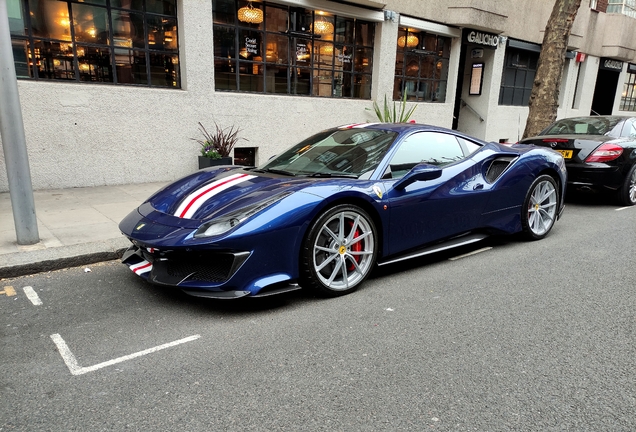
top-left (119, 123), bottom-right (566, 299)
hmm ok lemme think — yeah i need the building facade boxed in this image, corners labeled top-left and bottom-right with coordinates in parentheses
top-left (2, 0), bottom-right (636, 191)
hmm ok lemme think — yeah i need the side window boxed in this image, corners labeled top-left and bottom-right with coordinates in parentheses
top-left (456, 136), bottom-right (482, 155)
top-left (384, 132), bottom-right (464, 179)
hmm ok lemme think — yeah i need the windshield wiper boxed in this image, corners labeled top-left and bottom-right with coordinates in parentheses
top-left (308, 172), bottom-right (358, 179)
top-left (254, 168), bottom-right (296, 176)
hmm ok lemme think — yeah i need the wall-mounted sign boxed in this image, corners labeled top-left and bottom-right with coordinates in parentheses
top-left (469, 63), bottom-right (484, 95)
top-left (471, 48), bottom-right (484, 59)
top-left (463, 29), bottom-right (499, 49)
top-left (575, 52), bottom-right (586, 63)
top-left (600, 58), bottom-right (623, 71)
top-left (628, 63), bottom-right (636, 74)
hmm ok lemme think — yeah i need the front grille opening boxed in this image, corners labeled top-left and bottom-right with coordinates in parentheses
top-left (165, 254), bottom-right (235, 283)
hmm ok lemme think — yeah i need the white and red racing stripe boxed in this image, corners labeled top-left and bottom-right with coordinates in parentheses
top-left (174, 173), bottom-right (256, 219)
top-left (339, 123), bottom-right (380, 129)
top-left (130, 260), bottom-right (152, 275)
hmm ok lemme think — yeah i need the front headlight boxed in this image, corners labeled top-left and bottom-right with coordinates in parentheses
top-left (194, 192), bottom-right (292, 238)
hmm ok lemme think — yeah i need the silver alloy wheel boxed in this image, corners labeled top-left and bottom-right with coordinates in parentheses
top-left (311, 210), bottom-right (375, 291)
top-left (527, 179), bottom-right (558, 236)
top-left (628, 167), bottom-right (636, 204)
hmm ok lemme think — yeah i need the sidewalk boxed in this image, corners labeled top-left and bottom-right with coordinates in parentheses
top-left (0, 182), bottom-right (167, 279)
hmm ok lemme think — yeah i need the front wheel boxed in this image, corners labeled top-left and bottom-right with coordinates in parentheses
top-left (616, 164), bottom-right (636, 206)
top-left (301, 205), bottom-right (377, 297)
top-left (522, 175), bottom-right (559, 240)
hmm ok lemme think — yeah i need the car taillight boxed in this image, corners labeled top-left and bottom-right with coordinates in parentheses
top-left (585, 144), bottom-right (623, 163)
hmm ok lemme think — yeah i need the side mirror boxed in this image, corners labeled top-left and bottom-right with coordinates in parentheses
top-left (394, 164), bottom-right (442, 190)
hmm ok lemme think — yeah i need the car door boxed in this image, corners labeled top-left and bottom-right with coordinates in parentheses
top-left (383, 131), bottom-right (489, 255)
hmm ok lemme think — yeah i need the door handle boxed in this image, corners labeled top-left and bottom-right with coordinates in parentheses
top-left (473, 183), bottom-right (484, 190)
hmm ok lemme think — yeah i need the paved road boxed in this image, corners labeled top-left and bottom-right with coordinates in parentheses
top-left (1, 196), bottom-right (634, 431)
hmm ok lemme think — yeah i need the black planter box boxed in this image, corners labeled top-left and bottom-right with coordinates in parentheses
top-left (198, 156), bottom-right (233, 169)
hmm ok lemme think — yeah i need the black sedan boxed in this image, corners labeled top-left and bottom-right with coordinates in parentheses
top-left (521, 116), bottom-right (636, 205)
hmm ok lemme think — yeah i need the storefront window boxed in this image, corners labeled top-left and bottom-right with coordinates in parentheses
top-left (9, 0), bottom-right (180, 87)
top-left (499, 48), bottom-right (538, 106)
top-left (620, 69), bottom-right (636, 111)
top-left (212, 0), bottom-right (374, 98)
top-left (393, 29), bottom-right (450, 103)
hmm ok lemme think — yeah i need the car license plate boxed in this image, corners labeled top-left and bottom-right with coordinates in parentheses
top-left (555, 150), bottom-right (573, 159)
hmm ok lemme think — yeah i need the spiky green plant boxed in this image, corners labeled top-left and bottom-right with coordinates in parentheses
top-left (192, 122), bottom-right (246, 159)
top-left (368, 90), bottom-right (417, 123)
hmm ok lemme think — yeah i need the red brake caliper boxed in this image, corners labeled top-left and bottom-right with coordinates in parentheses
top-left (347, 222), bottom-right (362, 271)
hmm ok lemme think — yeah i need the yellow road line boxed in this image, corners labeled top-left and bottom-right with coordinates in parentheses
top-left (1, 286), bottom-right (17, 297)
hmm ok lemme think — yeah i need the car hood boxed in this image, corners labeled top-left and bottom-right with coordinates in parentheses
top-left (140, 167), bottom-right (355, 228)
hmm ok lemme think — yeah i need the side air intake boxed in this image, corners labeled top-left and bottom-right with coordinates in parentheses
top-left (485, 157), bottom-right (516, 183)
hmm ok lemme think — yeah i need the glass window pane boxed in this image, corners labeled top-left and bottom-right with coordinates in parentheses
top-left (341, 71), bottom-right (352, 97)
top-left (114, 48), bottom-right (147, 84)
top-left (290, 8), bottom-right (312, 32)
top-left (111, 0), bottom-right (143, 12)
top-left (112, 10), bottom-right (145, 48)
top-left (335, 17), bottom-right (354, 44)
top-left (313, 14), bottom-right (334, 39)
top-left (355, 21), bottom-right (374, 46)
top-left (265, 5), bottom-right (287, 32)
top-left (354, 73), bottom-right (371, 99)
top-left (314, 41), bottom-right (333, 67)
top-left (354, 47), bottom-right (372, 74)
top-left (149, 53), bottom-right (179, 87)
top-left (265, 34), bottom-right (288, 64)
top-left (33, 40), bottom-right (75, 80)
top-left (73, 4), bottom-right (110, 45)
top-left (238, 60), bottom-right (264, 91)
top-left (147, 16), bottom-right (178, 51)
top-left (313, 69), bottom-right (332, 97)
top-left (12, 40), bottom-right (32, 78)
top-left (77, 45), bottom-right (113, 82)
top-left (214, 25), bottom-right (236, 59)
top-left (335, 45), bottom-right (352, 72)
top-left (213, 0), bottom-right (236, 25)
top-left (294, 39), bottom-right (311, 66)
top-left (146, 0), bottom-right (176, 15)
top-left (239, 29), bottom-right (262, 60)
top-left (264, 64), bottom-right (288, 94)
top-left (215, 57), bottom-right (237, 90)
top-left (29, 0), bottom-right (72, 41)
top-left (291, 67), bottom-right (310, 95)
top-left (237, 0), bottom-right (264, 30)
top-left (8, 0), bottom-right (26, 35)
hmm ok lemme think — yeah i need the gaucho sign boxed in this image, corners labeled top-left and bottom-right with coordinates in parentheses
top-left (600, 58), bottom-right (623, 71)
top-left (464, 29), bottom-right (500, 49)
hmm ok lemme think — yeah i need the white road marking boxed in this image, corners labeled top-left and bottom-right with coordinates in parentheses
top-left (50, 334), bottom-right (201, 376)
top-left (448, 247), bottom-right (493, 261)
top-left (615, 206), bottom-right (633, 211)
top-left (23, 286), bottom-right (42, 305)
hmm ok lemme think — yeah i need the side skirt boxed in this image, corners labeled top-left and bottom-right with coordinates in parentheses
top-left (377, 233), bottom-right (489, 267)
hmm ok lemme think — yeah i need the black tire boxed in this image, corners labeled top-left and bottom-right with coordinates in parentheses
top-left (616, 164), bottom-right (636, 206)
top-left (521, 175), bottom-right (559, 241)
top-left (300, 204), bottom-right (377, 297)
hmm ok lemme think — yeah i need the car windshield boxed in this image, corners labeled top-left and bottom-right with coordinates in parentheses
top-left (542, 117), bottom-right (626, 137)
top-left (258, 128), bottom-right (399, 178)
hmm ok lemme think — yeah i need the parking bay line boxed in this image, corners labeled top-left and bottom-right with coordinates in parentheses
top-left (448, 246), bottom-right (493, 261)
top-left (23, 286), bottom-right (42, 306)
top-left (50, 334), bottom-right (201, 376)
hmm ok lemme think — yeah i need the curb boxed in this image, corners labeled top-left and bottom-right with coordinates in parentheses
top-left (0, 238), bottom-right (130, 279)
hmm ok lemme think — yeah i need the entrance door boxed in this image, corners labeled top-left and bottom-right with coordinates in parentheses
top-left (591, 69), bottom-right (620, 115)
top-left (452, 44), bottom-right (467, 130)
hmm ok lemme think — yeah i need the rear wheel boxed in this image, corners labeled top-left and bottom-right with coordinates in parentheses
top-left (301, 205), bottom-right (377, 297)
top-left (616, 164), bottom-right (636, 206)
top-left (522, 175), bottom-right (558, 240)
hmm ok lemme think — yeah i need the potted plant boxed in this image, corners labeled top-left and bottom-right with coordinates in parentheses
top-left (192, 122), bottom-right (246, 169)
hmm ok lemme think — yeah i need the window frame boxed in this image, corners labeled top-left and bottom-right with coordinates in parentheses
top-left (498, 47), bottom-right (539, 106)
top-left (9, 0), bottom-right (181, 88)
top-left (212, 0), bottom-right (375, 99)
top-left (393, 28), bottom-right (451, 103)
top-left (620, 70), bottom-right (636, 112)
